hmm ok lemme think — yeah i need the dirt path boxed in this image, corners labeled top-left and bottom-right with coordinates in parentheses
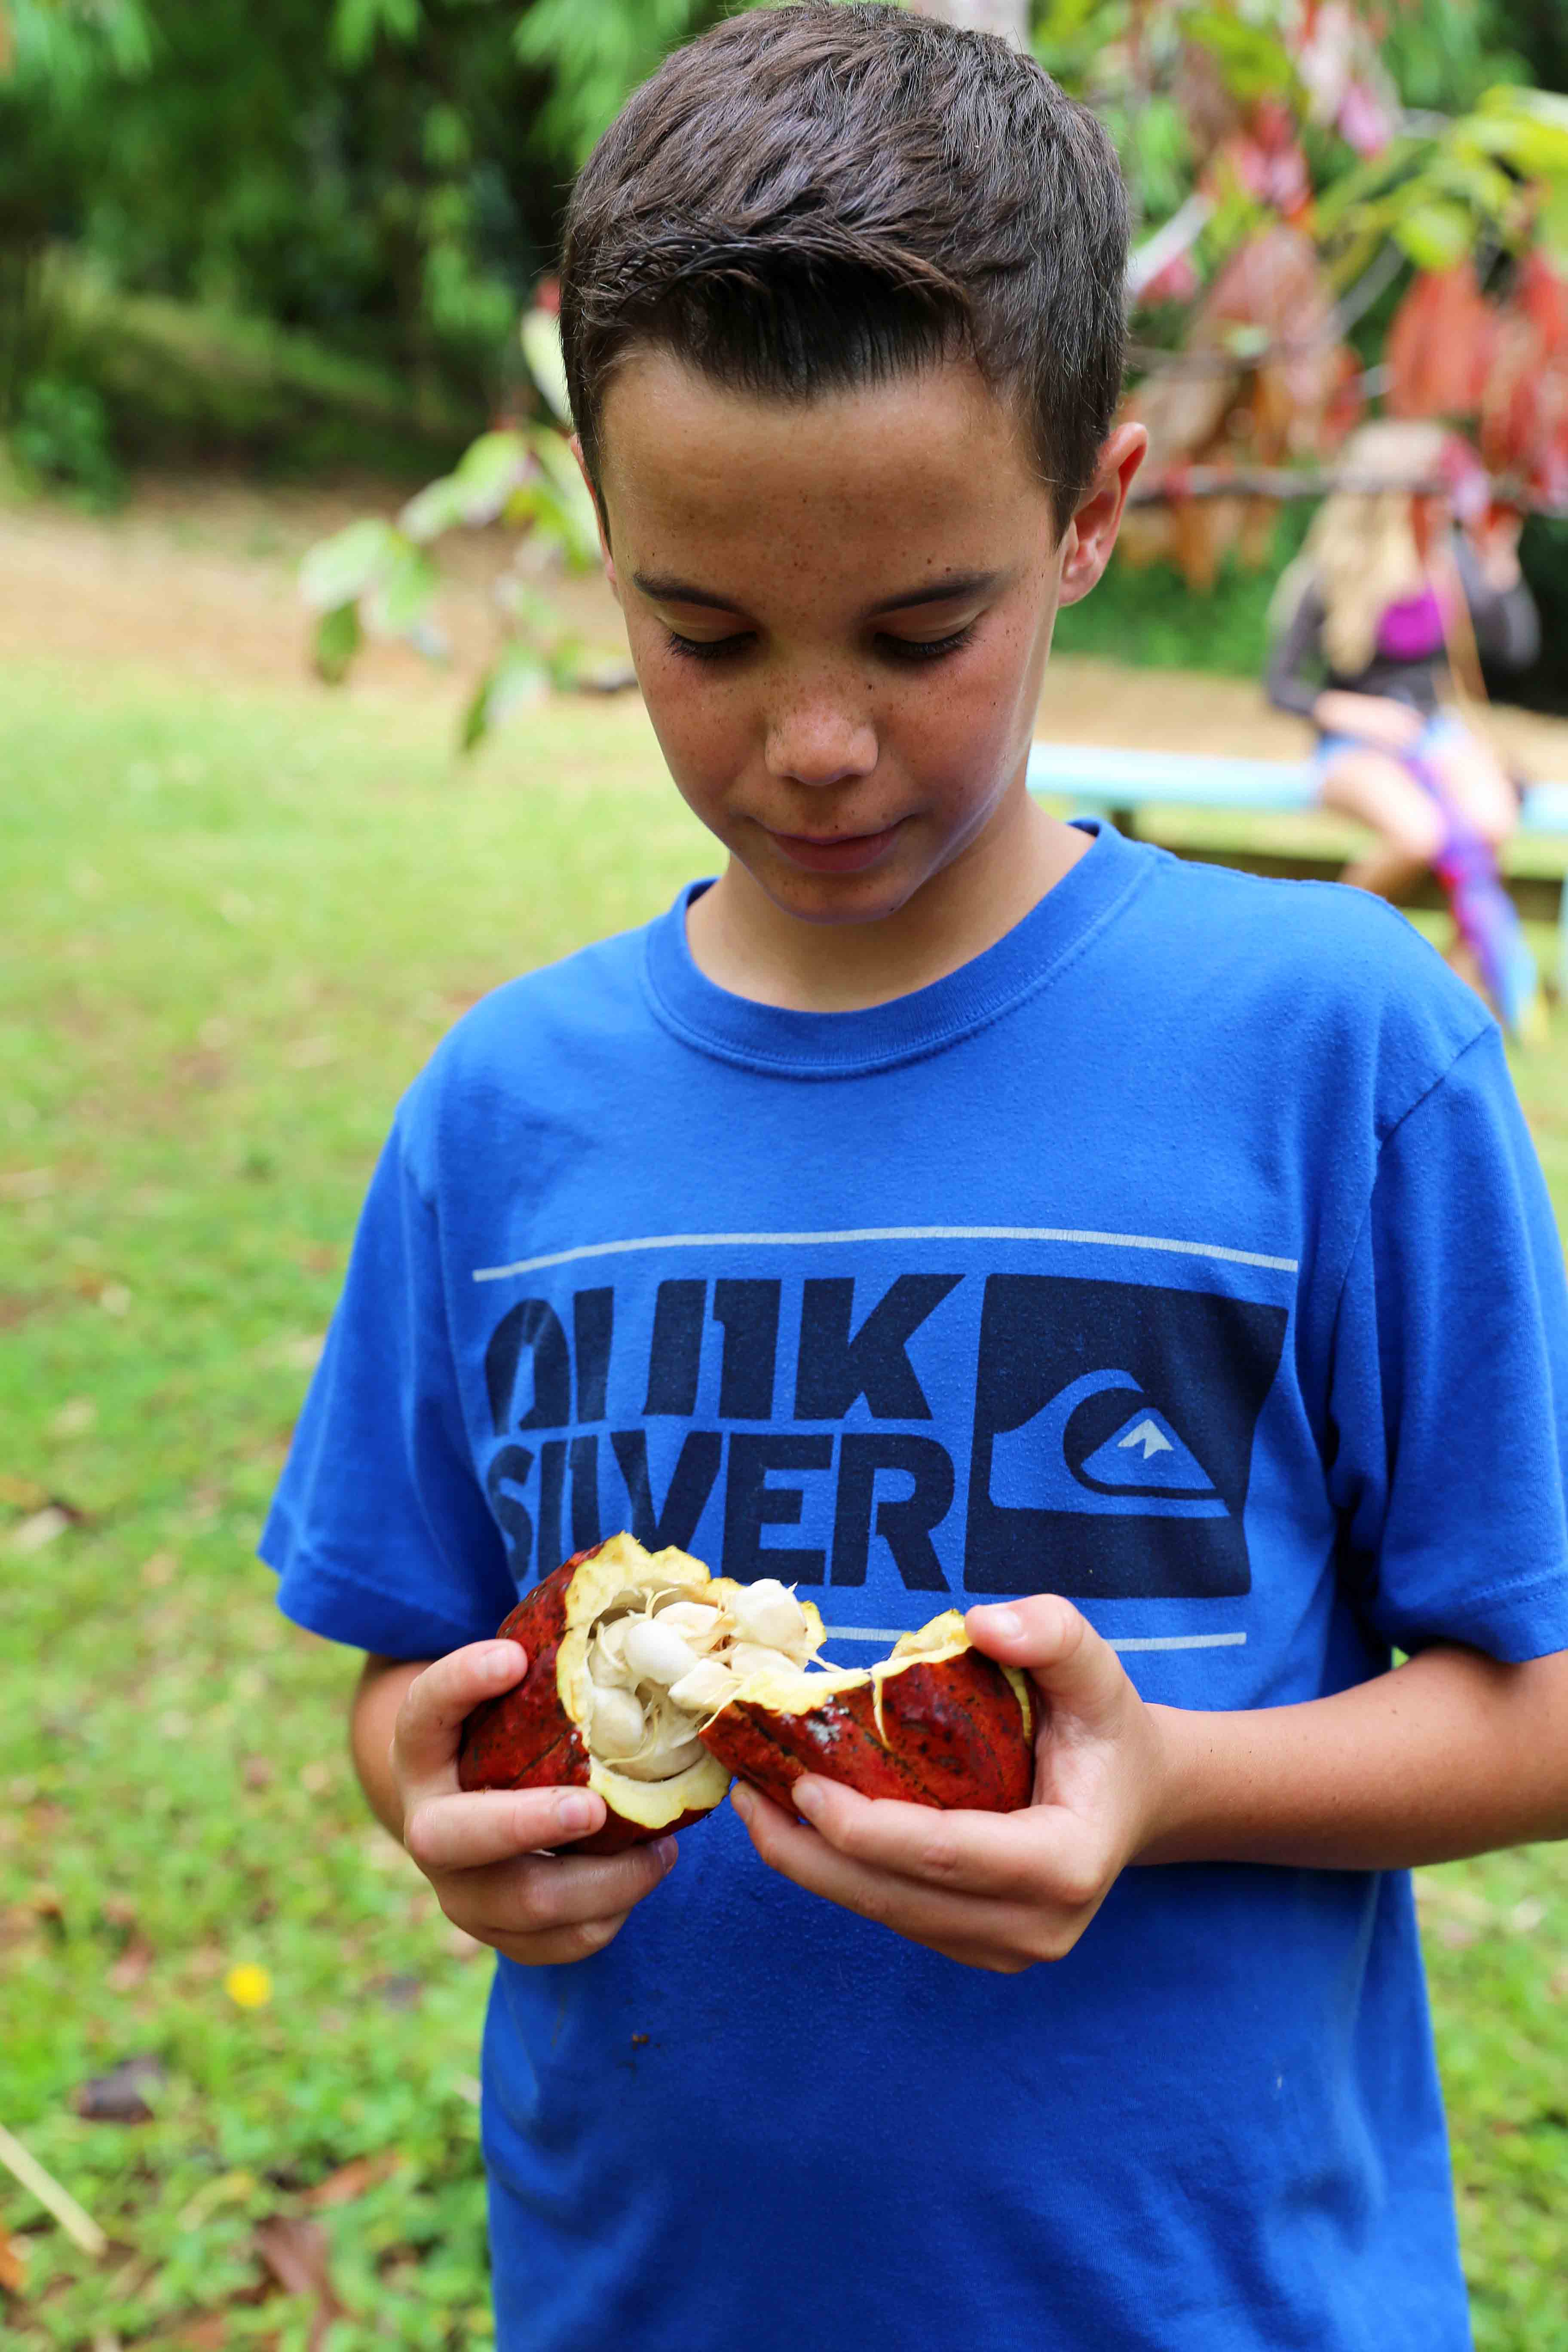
top-left (5, 474), bottom-right (1568, 778)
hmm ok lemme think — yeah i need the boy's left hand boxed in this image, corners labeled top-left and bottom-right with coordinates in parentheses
top-left (729, 1596), bottom-right (1170, 1973)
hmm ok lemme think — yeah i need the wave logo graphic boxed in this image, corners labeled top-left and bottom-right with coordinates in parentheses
top-left (988, 1368), bottom-right (1228, 1519)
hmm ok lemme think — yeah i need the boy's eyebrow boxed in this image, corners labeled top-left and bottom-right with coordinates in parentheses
top-left (870, 569), bottom-right (1007, 615)
top-left (631, 575), bottom-right (745, 612)
top-left (629, 568), bottom-right (1008, 616)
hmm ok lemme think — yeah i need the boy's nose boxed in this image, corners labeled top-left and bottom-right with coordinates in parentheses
top-left (763, 703), bottom-right (878, 788)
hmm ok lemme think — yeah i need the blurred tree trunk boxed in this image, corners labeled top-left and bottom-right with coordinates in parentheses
top-left (905, 0), bottom-right (1028, 45)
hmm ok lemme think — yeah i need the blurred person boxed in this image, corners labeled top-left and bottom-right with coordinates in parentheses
top-left (1267, 418), bottom-right (1543, 1030)
top-left (260, 12), bottom-right (1568, 2351)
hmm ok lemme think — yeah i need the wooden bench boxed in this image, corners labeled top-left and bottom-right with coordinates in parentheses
top-left (1027, 741), bottom-right (1568, 992)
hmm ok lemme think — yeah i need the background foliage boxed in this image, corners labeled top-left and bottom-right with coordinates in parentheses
top-left (1, 0), bottom-right (1563, 468)
top-left (4, 657), bottom-right (1568, 2341)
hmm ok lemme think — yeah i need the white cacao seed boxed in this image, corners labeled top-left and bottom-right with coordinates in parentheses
top-left (616, 1734), bottom-right (709, 1782)
top-left (668, 1658), bottom-right (737, 1715)
top-left (725, 1642), bottom-right (801, 1681)
top-left (591, 1618), bottom-right (637, 1685)
top-left (730, 1580), bottom-right (812, 1657)
top-left (589, 1683), bottom-right (646, 1759)
top-left (622, 1617), bottom-right (701, 1687)
top-left (655, 1600), bottom-right (724, 1649)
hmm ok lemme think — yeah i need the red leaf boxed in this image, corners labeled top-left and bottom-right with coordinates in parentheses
top-left (1387, 267), bottom-right (1496, 421)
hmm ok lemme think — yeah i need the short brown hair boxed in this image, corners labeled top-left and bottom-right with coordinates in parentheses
top-left (560, 2), bottom-right (1128, 536)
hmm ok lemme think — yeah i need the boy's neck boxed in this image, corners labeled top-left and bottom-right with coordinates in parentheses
top-left (684, 787), bottom-right (1090, 1014)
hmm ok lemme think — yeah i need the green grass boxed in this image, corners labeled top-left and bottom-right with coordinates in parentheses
top-left (2, 660), bottom-right (1567, 2345)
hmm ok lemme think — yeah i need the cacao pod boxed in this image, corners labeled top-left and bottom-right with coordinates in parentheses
top-left (459, 1533), bottom-right (1036, 1850)
top-left (696, 1611), bottom-right (1035, 1815)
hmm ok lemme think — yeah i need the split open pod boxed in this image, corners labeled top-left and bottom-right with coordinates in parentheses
top-left (459, 1532), bottom-right (1036, 1851)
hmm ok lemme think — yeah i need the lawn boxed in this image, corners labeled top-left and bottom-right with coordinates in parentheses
top-left (3, 656), bottom-right (1566, 2347)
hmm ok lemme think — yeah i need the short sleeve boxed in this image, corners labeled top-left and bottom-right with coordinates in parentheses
top-left (260, 1121), bottom-right (516, 1659)
top-left (1327, 1025), bottom-right (1568, 1661)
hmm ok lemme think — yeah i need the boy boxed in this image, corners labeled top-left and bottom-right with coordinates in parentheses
top-left (263, 9), bottom-right (1568, 2347)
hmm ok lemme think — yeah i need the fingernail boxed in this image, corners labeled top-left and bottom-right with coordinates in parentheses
top-left (792, 1779), bottom-right (825, 1821)
top-left (485, 1643), bottom-right (521, 1679)
top-left (653, 1836), bottom-right (678, 1873)
top-left (556, 1793), bottom-right (595, 1833)
top-left (730, 1783), bottom-right (753, 1818)
top-left (979, 1607), bottom-right (1023, 1640)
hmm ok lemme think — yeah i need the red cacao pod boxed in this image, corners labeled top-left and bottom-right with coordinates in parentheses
top-left (458, 1533), bottom-right (749, 1853)
top-left (459, 1534), bottom-right (1035, 1851)
top-left (695, 1613), bottom-right (1035, 1815)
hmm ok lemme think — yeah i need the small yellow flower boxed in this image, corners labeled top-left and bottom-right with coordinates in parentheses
top-left (225, 1963), bottom-right (273, 2009)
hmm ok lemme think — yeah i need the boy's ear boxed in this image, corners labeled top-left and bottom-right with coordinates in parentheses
top-left (570, 433), bottom-right (618, 600)
top-left (1056, 422), bottom-right (1147, 609)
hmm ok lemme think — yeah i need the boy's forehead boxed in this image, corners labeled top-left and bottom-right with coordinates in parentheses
top-left (597, 347), bottom-right (1053, 577)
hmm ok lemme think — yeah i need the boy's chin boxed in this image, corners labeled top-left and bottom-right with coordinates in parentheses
top-left (740, 847), bottom-right (934, 928)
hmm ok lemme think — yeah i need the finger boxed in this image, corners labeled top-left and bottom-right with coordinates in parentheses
top-left (732, 1787), bottom-right (1080, 1958)
top-left (917, 1937), bottom-right (1038, 1976)
top-left (491, 1913), bottom-right (636, 1967)
top-left (786, 1775), bottom-right (1102, 1907)
top-left (394, 1640), bottom-right (527, 1796)
top-left (964, 1597), bottom-right (1130, 1736)
top-left (453, 1836), bottom-right (677, 1942)
top-left (403, 1784), bottom-right (607, 1874)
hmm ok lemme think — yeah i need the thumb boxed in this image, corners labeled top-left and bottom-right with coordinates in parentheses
top-left (965, 1597), bottom-right (1128, 1735)
top-left (394, 1638), bottom-right (529, 1801)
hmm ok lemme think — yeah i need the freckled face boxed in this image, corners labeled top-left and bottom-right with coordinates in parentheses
top-left (594, 352), bottom-right (1072, 926)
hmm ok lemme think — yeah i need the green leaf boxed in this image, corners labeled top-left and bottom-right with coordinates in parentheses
top-left (1392, 200), bottom-right (1475, 272)
top-left (520, 309), bottom-right (572, 426)
top-left (422, 102), bottom-right (471, 173)
top-left (526, 429), bottom-right (600, 567)
top-left (330, 0), bottom-right (420, 70)
top-left (1181, 8), bottom-right (1297, 104)
top-left (1538, 185), bottom-right (1568, 270)
top-left (312, 602), bottom-right (361, 686)
top-left (460, 643), bottom-right (549, 753)
top-left (397, 473), bottom-right (468, 546)
top-left (1314, 135), bottom-right (1421, 236)
top-left (1432, 147), bottom-right (1523, 222)
top-left (451, 429), bottom-right (531, 522)
top-left (298, 518), bottom-right (400, 612)
top-left (366, 544), bottom-right (438, 640)
top-left (546, 634), bottom-right (588, 692)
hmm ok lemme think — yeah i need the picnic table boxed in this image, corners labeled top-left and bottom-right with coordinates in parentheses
top-left (1028, 741), bottom-right (1568, 992)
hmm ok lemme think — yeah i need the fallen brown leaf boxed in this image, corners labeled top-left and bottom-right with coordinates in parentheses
top-left (303, 2149), bottom-right (401, 2209)
top-left (253, 2215), bottom-right (344, 2349)
top-left (368, 1972), bottom-right (422, 2012)
top-left (254, 2215), bottom-right (334, 2299)
top-left (166, 2319), bottom-right (228, 2350)
top-left (0, 2221), bottom-right (27, 2294)
top-left (74, 2055), bottom-right (165, 2123)
top-left (107, 1939), bottom-right (155, 1993)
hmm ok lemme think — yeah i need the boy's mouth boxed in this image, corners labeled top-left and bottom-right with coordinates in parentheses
top-left (764, 823), bottom-right (903, 875)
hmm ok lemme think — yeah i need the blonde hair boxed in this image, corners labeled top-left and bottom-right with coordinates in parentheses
top-left (1295, 420), bottom-right (1451, 675)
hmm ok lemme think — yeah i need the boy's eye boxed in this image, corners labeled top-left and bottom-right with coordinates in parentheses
top-left (662, 620), bottom-right (978, 666)
top-left (665, 629), bottom-right (753, 663)
top-left (876, 622), bottom-right (978, 665)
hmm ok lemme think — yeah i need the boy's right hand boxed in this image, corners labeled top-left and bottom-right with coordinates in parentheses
top-left (392, 1641), bottom-right (677, 1965)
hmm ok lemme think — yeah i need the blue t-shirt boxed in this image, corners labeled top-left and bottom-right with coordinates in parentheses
top-left (263, 822), bottom-right (1568, 2352)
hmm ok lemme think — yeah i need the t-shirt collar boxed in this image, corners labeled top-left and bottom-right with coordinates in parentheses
top-left (642, 818), bottom-right (1149, 1077)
